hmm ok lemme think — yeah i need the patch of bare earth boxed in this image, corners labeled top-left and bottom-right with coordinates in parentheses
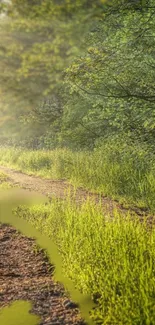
top-left (0, 165), bottom-right (149, 217)
top-left (0, 166), bottom-right (123, 215)
top-left (0, 224), bottom-right (85, 325)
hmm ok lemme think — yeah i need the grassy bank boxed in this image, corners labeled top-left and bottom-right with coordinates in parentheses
top-left (14, 197), bottom-right (155, 324)
top-left (0, 139), bottom-right (155, 212)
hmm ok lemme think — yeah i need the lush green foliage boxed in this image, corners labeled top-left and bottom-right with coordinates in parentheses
top-left (0, 141), bottom-right (155, 211)
top-left (0, 1), bottom-right (155, 148)
top-left (1, 2), bottom-right (155, 324)
top-left (0, 0), bottom-right (105, 147)
top-left (15, 198), bottom-right (155, 324)
top-left (64, 0), bottom-right (155, 148)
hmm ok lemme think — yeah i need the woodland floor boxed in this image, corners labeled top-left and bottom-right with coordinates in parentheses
top-left (0, 223), bottom-right (84, 325)
top-left (0, 165), bottom-right (147, 216)
top-left (0, 164), bottom-right (150, 325)
top-left (0, 165), bottom-right (89, 324)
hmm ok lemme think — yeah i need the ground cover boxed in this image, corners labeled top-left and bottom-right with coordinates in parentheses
top-left (14, 197), bottom-right (155, 325)
top-left (1, 152), bottom-right (155, 324)
top-left (0, 141), bottom-right (155, 212)
top-left (0, 223), bottom-right (84, 325)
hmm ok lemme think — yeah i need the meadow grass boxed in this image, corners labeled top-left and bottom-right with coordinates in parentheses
top-left (0, 139), bottom-right (155, 211)
top-left (14, 197), bottom-right (155, 324)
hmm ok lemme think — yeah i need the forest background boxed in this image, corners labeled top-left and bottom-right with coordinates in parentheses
top-left (0, 0), bottom-right (155, 211)
top-left (0, 0), bottom-right (154, 150)
top-left (1, 2), bottom-right (155, 324)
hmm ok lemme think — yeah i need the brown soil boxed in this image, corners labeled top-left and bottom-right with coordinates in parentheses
top-left (0, 165), bottom-right (149, 216)
top-left (0, 223), bottom-right (85, 325)
top-left (0, 165), bottom-right (127, 216)
top-left (0, 165), bottom-right (150, 325)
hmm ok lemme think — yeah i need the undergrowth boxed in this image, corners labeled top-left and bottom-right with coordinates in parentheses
top-left (14, 197), bottom-right (155, 325)
top-left (0, 138), bottom-right (155, 212)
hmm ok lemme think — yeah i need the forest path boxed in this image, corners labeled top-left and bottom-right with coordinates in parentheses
top-left (0, 165), bottom-right (150, 324)
top-left (0, 165), bottom-right (118, 215)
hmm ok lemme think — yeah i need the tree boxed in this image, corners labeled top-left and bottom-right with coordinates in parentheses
top-left (63, 0), bottom-right (155, 147)
top-left (0, 0), bottom-right (106, 147)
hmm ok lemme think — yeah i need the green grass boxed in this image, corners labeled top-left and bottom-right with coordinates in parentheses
top-left (0, 138), bottom-right (155, 212)
top-left (14, 197), bottom-right (155, 325)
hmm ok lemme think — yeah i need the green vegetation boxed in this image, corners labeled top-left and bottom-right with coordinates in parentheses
top-left (0, 141), bottom-right (155, 212)
top-left (0, 189), bottom-right (94, 325)
top-left (14, 198), bottom-right (155, 324)
top-left (0, 301), bottom-right (39, 325)
top-left (1, 1), bottom-right (155, 324)
top-left (0, 0), bottom-right (155, 150)
top-left (0, 0), bottom-right (154, 212)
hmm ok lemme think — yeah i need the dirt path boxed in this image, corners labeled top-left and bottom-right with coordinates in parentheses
top-left (0, 165), bottom-right (149, 217)
top-left (0, 165), bottom-right (118, 324)
top-left (0, 165), bottom-right (72, 198)
top-left (0, 166), bottom-right (91, 324)
top-left (0, 165), bottom-right (121, 215)
top-left (0, 165), bottom-right (150, 324)
top-left (0, 223), bottom-right (84, 325)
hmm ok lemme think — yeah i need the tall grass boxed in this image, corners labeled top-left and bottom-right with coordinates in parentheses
top-left (14, 198), bottom-right (155, 324)
top-left (0, 138), bottom-right (155, 211)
